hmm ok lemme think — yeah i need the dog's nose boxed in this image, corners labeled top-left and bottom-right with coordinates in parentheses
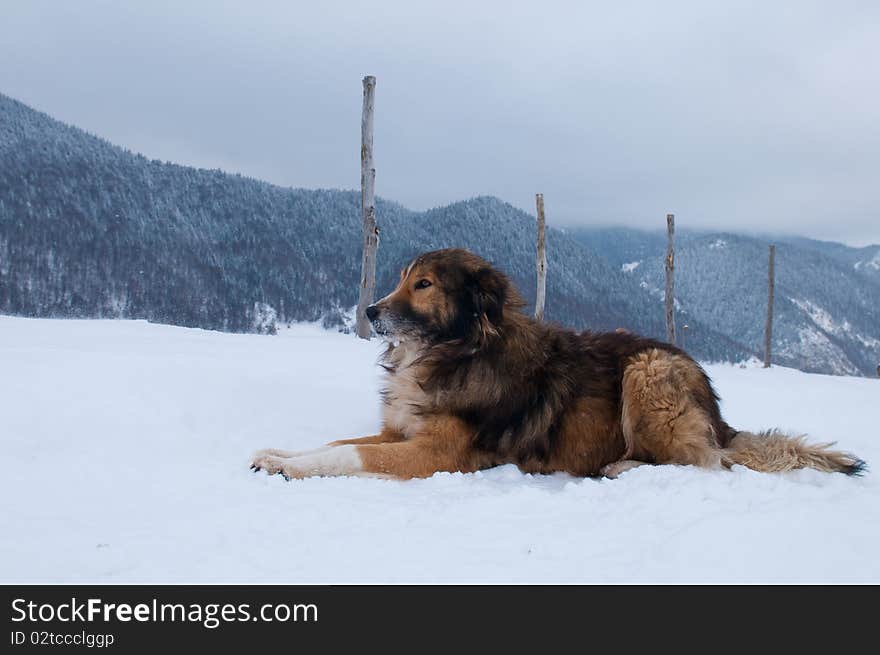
top-left (365, 305), bottom-right (379, 321)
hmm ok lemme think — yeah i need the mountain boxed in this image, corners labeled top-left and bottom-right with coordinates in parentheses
top-left (0, 92), bottom-right (748, 362)
top-left (783, 236), bottom-right (880, 281)
top-left (570, 228), bottom-right (880, 376)
top-left (2, 91), bottom-right (877, 375)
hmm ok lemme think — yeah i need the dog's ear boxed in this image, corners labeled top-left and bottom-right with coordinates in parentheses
top-left (469, 266), bottom-right (508, 338)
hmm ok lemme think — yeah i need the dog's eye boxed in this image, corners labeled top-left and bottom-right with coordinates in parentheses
top-left (415, 279), bottom-right (432, 290)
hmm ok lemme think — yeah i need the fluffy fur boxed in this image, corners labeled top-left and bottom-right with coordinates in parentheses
top-left (251, 248), bottom-right (866, 480)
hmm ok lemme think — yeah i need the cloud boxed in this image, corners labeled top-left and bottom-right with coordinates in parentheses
top-left (2, 0), bottom-right (878, 244)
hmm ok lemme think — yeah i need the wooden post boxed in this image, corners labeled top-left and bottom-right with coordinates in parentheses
top-left (355, 75), bottom-right (378, 339)
top-left (535, 193), bottom-right (547, 320)
top-left (665, 213), bottom-right (676, 345)
top-left (763, 244), bottom-right (775, 368)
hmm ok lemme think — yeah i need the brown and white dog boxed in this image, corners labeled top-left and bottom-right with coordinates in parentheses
top-left (250, 248), bottom-right (865, 481)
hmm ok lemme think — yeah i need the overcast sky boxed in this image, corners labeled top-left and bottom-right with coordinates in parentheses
top-left (2, 1), bottom-right (878, 245)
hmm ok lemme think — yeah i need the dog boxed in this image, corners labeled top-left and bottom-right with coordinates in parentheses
top-left (251, 248), bottom-right (865, 481)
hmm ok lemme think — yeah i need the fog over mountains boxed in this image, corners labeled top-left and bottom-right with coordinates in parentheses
top-left (2, 93), bottom-right (878, 376)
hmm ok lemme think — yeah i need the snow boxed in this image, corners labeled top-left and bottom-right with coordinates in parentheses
top-left (854, 249), bottom-right (880, 271)
top-left (638, 279), bottom-right (683, 311)
top-left (788, 297), bottom-right (879, 371)
top-left (783, 325), bottom-right (862, 377)
top-left (1, 316), bottom-right (877, 583)
top-left (791, 297), bottom-right (839, 333)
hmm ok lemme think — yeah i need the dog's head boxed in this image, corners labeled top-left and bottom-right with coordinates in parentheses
top-left (366, 248), bottom-right (522, 345)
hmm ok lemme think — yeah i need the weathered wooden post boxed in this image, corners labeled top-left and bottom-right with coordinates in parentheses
top-left (355, 75), bottom-right (378, 340)
top-left (535, 193), bottom-right (547, 320)
top-left (665, 213), bottom-right (676, 345)
top-left (764, 244), bottom-right (775, 368)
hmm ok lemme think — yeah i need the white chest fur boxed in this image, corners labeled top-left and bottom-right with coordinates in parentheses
top-left (381, 341), bottom-right (429, 438)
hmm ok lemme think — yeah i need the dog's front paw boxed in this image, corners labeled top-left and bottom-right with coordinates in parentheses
top-left (251, 453), bottom-right (295, 479)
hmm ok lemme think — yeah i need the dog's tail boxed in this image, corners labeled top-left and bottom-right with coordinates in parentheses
top-left (722, 429), bottom-right (866, 476)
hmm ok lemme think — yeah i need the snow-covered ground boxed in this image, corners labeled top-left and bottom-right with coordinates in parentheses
top-left (1, 316), bottom-right (877, 583)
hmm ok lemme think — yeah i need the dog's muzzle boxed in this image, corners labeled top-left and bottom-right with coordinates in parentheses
top-left (365, 304), bottom-right (389, 335)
